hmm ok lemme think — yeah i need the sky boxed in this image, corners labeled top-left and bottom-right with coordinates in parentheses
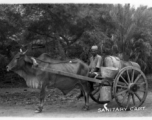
top-left (0, 0), bottom-right (152, 8)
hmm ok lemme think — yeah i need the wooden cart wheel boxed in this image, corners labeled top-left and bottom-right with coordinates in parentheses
top-left (113, 66), bottom-right (148, 108)
top-left (90, 79), bottom-right (111, 104)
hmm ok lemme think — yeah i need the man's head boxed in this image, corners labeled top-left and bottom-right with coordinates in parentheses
top-left (91, 45), bottom-right (98, 56)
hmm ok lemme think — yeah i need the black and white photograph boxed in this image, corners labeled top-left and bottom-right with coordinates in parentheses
top-left (0, 0), bottom-right (152, 118)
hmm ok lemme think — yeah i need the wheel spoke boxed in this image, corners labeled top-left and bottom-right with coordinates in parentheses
top-left (117, 85), bottom-right (128, 89)
top-left (134, 74), bottom-right (142, 84)
top-left (121, 92), bottom-right (128, 104)
top-left (118, 81), bottom-right (127, 86)
top-left (138, 89), bottom-right (146, 93)
top-left (136, 82), bottom-right (146, 87)
top-left (116, 89), bottom-right (128, 96)
top-left (134, 92), bottom-right (142, 102)
top-left (126, 93), bottom-right (131, 108)
top-left (120, 75), bottom-right (128, 85)
top-left (92, 88), bottom-right (99, 95)
top-left (131, 69), bottom-right (135, 83)
top-left (132, 93), bottom-right (136, 106)
top-left (126, 69), bottom-right (131, 83)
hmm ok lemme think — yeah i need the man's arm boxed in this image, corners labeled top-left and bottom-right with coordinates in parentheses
top-left (88, 57), bottom-right (92, 72)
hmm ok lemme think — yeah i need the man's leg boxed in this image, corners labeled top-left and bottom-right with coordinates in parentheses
top-left (88, 73), bottom-right (96, 91)
top-left (77, 73), bottom-right (96, 99)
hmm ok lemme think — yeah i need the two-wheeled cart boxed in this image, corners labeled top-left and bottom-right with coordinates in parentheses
top-left (39, 65), bottom-right (148, 109)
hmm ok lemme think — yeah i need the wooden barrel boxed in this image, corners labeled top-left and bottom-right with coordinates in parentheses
top-left (100, 67), bottom-right (119, 79)
top-left (100, 85), bottom-right (112, 102)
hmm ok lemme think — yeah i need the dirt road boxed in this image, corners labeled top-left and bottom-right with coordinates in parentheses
top-left (0, 86), bottom-right (152, 117)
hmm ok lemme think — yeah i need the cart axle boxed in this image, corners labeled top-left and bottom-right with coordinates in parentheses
top-left (128, 83), bottom-right (138, 92)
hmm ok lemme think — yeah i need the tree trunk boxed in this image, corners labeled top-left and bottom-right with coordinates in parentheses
top-left (56, 37), bottom-right (66, 60)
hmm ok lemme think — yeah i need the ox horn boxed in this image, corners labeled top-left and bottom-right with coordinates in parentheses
top-left (20, 49), bottom-right (23, 52)
top-left (31, 57), bottom-right (38, 66)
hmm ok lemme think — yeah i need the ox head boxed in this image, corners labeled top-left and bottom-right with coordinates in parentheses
top-left (6, 48), bottom-right (37, 71)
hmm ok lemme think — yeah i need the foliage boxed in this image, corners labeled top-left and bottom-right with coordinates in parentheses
top-left (1, 3), bottom-right (152, 86)
top-left (107, 5), bottom-right (152, 71)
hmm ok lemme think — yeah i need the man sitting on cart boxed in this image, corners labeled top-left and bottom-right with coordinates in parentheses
top-left (77, 45), bottom-right (102, 99)
top-left (88, 45), bottom-right (102, 77)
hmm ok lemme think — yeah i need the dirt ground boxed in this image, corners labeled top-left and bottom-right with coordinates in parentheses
top-left (0, 79), bottom-right (152, 117)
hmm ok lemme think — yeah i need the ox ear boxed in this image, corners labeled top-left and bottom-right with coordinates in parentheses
top-left (31, 57), bottom-right (38, 66)
top-left (24, 56), bottom-right (33, 63)
top-left (22, 49), bottom-right (28, 55)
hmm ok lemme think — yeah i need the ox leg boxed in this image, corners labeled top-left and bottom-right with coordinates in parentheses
top-left (35, 86), bottom-right (46, 113)
top-left (82, 83), bottom-right (90, 111)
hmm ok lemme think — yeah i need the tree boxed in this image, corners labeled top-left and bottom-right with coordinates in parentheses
top-left (105, 4), bottom-right (152, 72)
top-left (0, 5), bottom-right (24, 58)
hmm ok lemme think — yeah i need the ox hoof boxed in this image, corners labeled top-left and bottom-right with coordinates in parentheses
top-left (35, 107), bottom-right (43, 113)
top-left (82, 106), bottom-right (89, 111)
top-left (35, 109), bottom-right (42, 113)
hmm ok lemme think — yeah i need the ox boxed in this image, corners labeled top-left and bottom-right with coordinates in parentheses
top-left (6, 50), bottom-right (91, 113)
